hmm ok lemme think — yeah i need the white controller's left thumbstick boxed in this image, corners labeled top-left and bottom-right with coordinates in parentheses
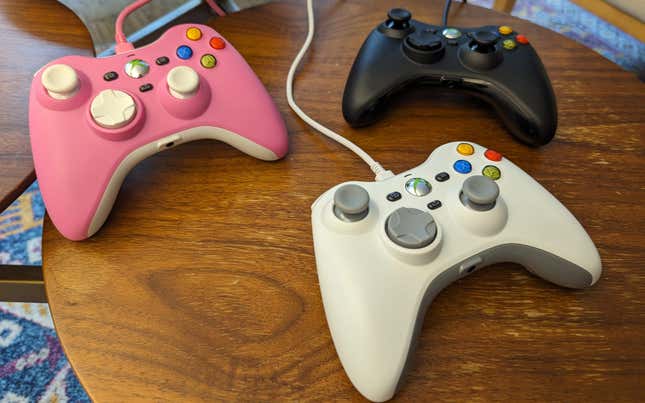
top-left (41, 64), bottom-right (79, 100)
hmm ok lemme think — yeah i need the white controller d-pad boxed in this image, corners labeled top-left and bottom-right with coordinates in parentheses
top-left (385, 207), bottom-right (437, 248)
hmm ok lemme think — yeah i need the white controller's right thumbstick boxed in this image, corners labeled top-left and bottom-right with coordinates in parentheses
top-left (167, 66), bottom-right (200, 99)
top-left (460, 175), bottom-right (500, 211)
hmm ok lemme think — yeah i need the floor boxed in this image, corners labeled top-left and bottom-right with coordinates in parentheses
top-left (1, 0), bottom-right (643, 401)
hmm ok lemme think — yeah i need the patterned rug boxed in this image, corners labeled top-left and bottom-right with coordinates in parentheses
top-left (1, 1), bottom-right (642, 401)
top-left (469, 0), bottom-right (645, 74)
top-left (0, 183), bottom-right (90, 402)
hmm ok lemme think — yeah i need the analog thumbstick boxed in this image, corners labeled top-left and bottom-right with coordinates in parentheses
top-left (458, 30), bottom-right (503, 70)
top-left (385, 8), bottom-right (412, 29)
top-left (167, 66), bottom-right (200, 99)
top-left (470, 31), bottom-right (500, 53)
top-left (460, 175), bottom-right (500, 211)
top-left (41, 64), bottom-right (79, 100)
top-left (333, 184), bottom-right (370, 222)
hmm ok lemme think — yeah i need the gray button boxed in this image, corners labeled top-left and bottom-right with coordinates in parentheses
top-left (386, 207), bottom-right (437, 249)
top-left (442, 28), bottom-right (462, 39)
top-left (405, 178), bottom-right (431, 196)
top-left (460, 175), bottom-right (499, 211)
top-left (333, 184), bottom-right (370, 222)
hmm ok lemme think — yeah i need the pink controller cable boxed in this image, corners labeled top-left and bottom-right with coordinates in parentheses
top-left (115, 0), bottom-right (227, 53)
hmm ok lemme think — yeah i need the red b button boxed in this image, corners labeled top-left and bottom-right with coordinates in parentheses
top-left (516, 34), bottom-right (529, 44)
top-left (485, 149), bottom-right (503, 162)
top-left (209, 37), bottom-right (226, 49)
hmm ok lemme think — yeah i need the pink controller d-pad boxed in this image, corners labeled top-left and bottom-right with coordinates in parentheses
top-left (29, 24), bottom-right (288, 240)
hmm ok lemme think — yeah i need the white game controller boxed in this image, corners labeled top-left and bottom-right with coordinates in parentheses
top-left (311, 141), bottom-right (601, 402)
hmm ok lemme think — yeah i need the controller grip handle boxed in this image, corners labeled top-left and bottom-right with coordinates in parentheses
top-left (463, 73), bottom-right (557, 146)
top-left (487, 243), bottom-right (601, 288)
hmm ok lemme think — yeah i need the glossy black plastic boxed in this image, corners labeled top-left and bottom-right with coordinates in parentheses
top-left (342, 9), bottom-right (558, 146)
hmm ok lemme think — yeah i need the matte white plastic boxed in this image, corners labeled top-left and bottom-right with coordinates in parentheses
top-left (311, 142), bottom-right (601, 402)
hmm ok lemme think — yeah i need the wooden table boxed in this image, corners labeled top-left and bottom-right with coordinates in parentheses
top-left (0, 0), bottom-right (211, 301)
top-left (0, 1), bottom-right (93, 211)
top-left (0, 1), bottom-right (96, 301)
top-left (37, 0), bottom-right (645, 400)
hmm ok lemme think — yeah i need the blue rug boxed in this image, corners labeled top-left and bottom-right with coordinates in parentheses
top-left (0, 1), bottom-right (642, 400)
top-left (0, 182), bottom-right (90, 401)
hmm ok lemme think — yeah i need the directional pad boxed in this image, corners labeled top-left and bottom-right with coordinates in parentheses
top-left (90, 89), bottom-right (137, 129)
top-left (385, 207), bottom-right (437, 249)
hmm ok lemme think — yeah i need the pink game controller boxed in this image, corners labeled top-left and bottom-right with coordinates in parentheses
top-left (29, 23), bottom-right (288, 240)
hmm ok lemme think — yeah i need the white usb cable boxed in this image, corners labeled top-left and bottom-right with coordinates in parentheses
top-left (286, 0), bottom-right (394, 181)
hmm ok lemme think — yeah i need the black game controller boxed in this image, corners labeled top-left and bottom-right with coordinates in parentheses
top-left (342, 8), bottom-right (558, 146)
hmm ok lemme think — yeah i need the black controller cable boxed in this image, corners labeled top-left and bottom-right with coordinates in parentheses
top-left (442, 0), bottom-right (467, 27)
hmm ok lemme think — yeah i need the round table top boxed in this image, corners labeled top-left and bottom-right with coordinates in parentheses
top-left (41, 0), bottom-right (645, 400)
top-left (0, 1), bottom-right (93, 211)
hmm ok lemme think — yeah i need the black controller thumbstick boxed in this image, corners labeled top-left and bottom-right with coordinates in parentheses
top-left (404, 30), bottom-right (446, 64)
top-left (385, 8), bottom-right (412, 30)
top-left (470, 31), bottom-right (500, 53)
top-left (458, 30), bottom-right (503, 70)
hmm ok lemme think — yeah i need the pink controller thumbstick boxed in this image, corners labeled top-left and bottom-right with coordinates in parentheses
top-left (41, 64), bottom-right (79, 100)
top-left (167, 66), bottom-right (200, 99)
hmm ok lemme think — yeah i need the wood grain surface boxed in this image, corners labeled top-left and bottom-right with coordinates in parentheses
top-left (38, 0), bottom-right (645, 401)
top-left (0, 1), bottom-right (93, 212)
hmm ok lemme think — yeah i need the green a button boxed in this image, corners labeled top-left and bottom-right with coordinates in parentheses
top-left (482, 165), bottom-right (501, 180)
top-left (200, 54), bottom-right (217, 69)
